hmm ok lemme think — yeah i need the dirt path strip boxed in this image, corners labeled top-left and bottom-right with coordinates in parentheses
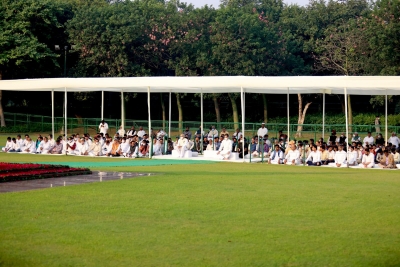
top-left (0, 171), bottom-right (154, 193)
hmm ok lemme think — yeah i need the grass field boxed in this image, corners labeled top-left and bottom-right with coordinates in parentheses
top-left (0, 153), bottom-right (399, 266)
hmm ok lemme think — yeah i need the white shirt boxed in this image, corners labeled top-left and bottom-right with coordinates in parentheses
top-left (362, 153), bottom-right (375, 166)
top-left (334, 150), bottom-right (347, 164)
top-left (285, 149), bottom-right (300, 161)
top-left (126, 129), bottom-right (137, 136)
top-left (99, 122), bottom-right (109, 134)
top-left (306, 151), bottom-right (321, 163)
top-left (388, 136), bottom-right (400, 147)
top-left (118, 129), bottom-right (125, 136)
top-left (233, 131), bottom-right (242, 140)
top-left (257, 127), bottom-right (268, 138)
top-left (120, 141), bottom-right (130, 153)
top-left (208, 129), bottom-right (218, 139)
top-left (363, 136), bottom-right (374, 146)
top-left (177, 137), bottom-right (188, 149)
top-left (16, 138), bottom-right (24, 149)
top-left (270, 150), bottom-right (283, 163)
top-left (348, 151), bottom-right (358, 164)
top-left (219, 138), bottom-right (233, 152)
top-left (4, 141), bottom-right (13, 150)
top-left (137, 130), bottom-right (146, 138)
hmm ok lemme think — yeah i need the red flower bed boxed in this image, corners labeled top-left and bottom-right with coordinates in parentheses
top-left (0, 162), bottom-right (91, 182)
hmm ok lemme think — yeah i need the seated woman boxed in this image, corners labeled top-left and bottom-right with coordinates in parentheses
top-left (379, 148), bottom-right (397, 169)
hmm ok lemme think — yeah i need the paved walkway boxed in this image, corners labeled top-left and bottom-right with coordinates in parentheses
top-left (0, 171), bottom-right (154, 193)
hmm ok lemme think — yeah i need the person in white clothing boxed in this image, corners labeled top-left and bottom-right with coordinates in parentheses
top-left (16, 135), bottom-right (25, 151)
top-left (126, 126), bottom-right (137, 137)
top-left (2, 137), bottom-right (13, 152)
top-left (21, 137), bottom-right (36, 153)
top-left (117, 126), bottom-right (125, 137)
top-left (306, 145), bottom-right (321, 166)
top-left (39, 137), bottom-right (52, 154)
top-left (363, 132), bottom-right (374, 147)
top-left (257, 122), bottom-right (268, 140)
top-left (207, 126), bottom-right (218, 141)
top-left (152, 138), bottom-right (163, 156)
top-left (102, 139), bottom-right (113, 156)
top-left (137, 126), bottom-right (146, 140)
top-left (217, 134), bottom-right (233, 160)
top-left (99, 120), bottom-right (109, 135)
top-left (347, 146), bottom-right (358, 166)
top-left (284, 140), bottom-right (300, 165)
top-left (334, 144), bottom-right (347, 167)
top-left (120, 138), bottom-right (131, 157)
top-left (268, 144), bottom-right (284, 164)
top-left (8, 138), bottom-right (21, 153)
top-left (361, 148), bottom-right (375, 168)
top-left (233, 128), bottom-right (242, 141)
top-left (176, 134), bottom-right (188, 158)
top-left (388, 132), bottom-right (400, 148)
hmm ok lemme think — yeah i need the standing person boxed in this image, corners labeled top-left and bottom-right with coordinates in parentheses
top-left (217, 134), bottom-right (233, 160)
top-left (176, 134), bottom-right (188, 158)
top-left (99, 120), bottom-right (109, 135)
top-left (375, 116), bottom-right (380, 133)
top-left (257, 122), bottom-right (268, 140)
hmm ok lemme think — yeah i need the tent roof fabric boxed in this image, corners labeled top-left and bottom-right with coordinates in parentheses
top-left (1, 76), bottom-right (400, 95)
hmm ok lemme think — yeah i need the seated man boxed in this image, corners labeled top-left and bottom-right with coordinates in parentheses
top-left (334, 144), bottom-right (347, 167)
top-left (250, 137), bottom-right (259, 157)
top-left (2, 137), bottom-right (13, 152)
top-left (129, 140), bottom-right (139, 158)
top-left (38, 137), bottom-right (52, 154)
top-left (207, 126), bottom-right (218, 141)
top-left (217, 134), bottom-right (233, 160)
top-left (87, 138), bottom-right (102, 156)
top-left (8, 138), bottom-right (21, 153)
top-left (120, 137), bottom-right (131, 157)
top-left (176, 134), bottom-right (188, 158)
top-left (21, 137), bottom-right (36, 154)
top-left (284, 140), bottom-right (300, 165)
top-left (109, 138), bottom-right (121, 157)
top-left (361, 148), bottom-right (375, 168)
top-left (49, 139), bottom-right (63, 154)
top-left (237, 137), bottom-right (248, 158)
top-left (102, 139), bottom-right (113, 156)
top-left (268, 144), bottom-right (284, 164)
top-left (152, 138), bottom-right (163, 156)
top-left (393, 147), bottom-right (400, 163)
top-left (320, 145), bottom-right (329, 165)
top-left (65, 137), bottom-right (76, 154)
top-left (193, 136), bottom-right (202, 153)
top-left (378, 148), bottom-right (397, 169)
top-left (347, 146), bottom-right (358, 166)
top-left (306, 144), bottom-right (321, 166)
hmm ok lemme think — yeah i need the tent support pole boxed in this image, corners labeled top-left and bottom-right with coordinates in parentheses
top-left (287, 88), bottom-right (290, 142)
top-left (51, 89), bottom-right (54, 139)
top-left (101, 90), bottom-right (104, 120)
top-left (385, 90), bottom-right (388, 146)
top-left (121, 90), bottom-right (124, 130)
top-left (344, 88), bottom-right (349, 167)
top-left (201, 90), bottom-right (203, 154)
top-left (322, 92), bottom-right (325, 141)
top-left (168, 91), bottom-right (171, 138)
top-left (64, 87), bottom-right (67, 154)
top-left (148, 86), bottom-right (152, 159)
top-left (241, 86), bottom-right (245, 162)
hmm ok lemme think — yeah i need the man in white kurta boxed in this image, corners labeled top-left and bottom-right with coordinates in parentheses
top-left (257, 122), bottom-right (268, 140)
top-left (99, 120), bottom-right (109, 135)
top-left (363, 132), bottom-right (374, 147)
top-left (137, 126), bottom-right (146, 140)
top-left (334, 145), bottom-right (347, 167)
top-left (176, 134), bottom-right (188, 158)
top-left (361, 148), bottom-right (375, 168)
top-left (217, 134), bottom-right (233, 160)
top-left (2, 137), bottom-right (13, 152)
top-left (388, 132), bottom-right (400, 148)
top-left (284, 141), bottom-right (300, 165)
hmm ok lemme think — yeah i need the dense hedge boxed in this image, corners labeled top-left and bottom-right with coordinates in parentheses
top-left (0, 123), bottom-right (55, 133)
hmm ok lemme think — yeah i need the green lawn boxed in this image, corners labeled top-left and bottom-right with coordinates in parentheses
top-left (0, 153), bottom-right (399, 266)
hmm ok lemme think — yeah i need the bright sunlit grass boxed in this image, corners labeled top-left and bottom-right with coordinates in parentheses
top-left (0, 153), bottom-right (399, 266)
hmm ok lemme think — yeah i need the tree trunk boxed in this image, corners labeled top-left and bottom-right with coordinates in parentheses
top-left (229, 93), bottom-right (239, 130)
top-left (348, 95), bottom-right (353, 133)
top-left (212, 94), bottom-right (221, 123)
top-left (262, 94), bottom-right (268, 123)
top-left (160, 93), bottom-right (166, 130)
top-left (176, 93), bottom-right (183, 132)
top-left (0, 71), bottom-right (5, 127)
top-left (296, 94), bottom-right (312, 137)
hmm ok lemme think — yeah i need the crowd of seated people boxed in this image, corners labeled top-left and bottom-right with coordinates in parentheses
top-left (0, 122), bottom-right (166, 158)
top-left (2, 121), bottom-right (400, 168)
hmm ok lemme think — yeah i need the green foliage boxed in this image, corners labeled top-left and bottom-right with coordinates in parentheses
top-left (0, 123), bottom-right (54, 133)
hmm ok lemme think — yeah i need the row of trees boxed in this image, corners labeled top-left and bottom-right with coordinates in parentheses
top-left (0, 0), bottom-right (399, 133)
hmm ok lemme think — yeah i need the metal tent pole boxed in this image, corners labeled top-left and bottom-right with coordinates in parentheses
top-left (287, 88), bottom-right (290, 142)
top-left (101, 90), bottom-right (104, 120)
top-left (121, 90), bottom-right (125, 131)
top-left (385, 90), bottom-right (388, 145)
top-left (168, 91), bottom-right (172, 138)
top-left (344, 87), bottom-right (349, 167)
top-left (148, 86), bottom-right (152, 159)
top-left (201, 89), bottom-right (203, 154)
top-left (241, 86), bottom-right (245, 162)
top-left (322, 92), bottom-right (325, 141)
top-left (51, 89), bottom-right (54, 139)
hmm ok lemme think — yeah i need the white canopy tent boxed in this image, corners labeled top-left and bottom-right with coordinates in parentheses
top-left (1, 76), bottom-right (400, 160)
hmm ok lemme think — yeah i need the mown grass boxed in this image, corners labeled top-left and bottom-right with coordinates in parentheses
top-left (0, 153), bottom-right (399, 266)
